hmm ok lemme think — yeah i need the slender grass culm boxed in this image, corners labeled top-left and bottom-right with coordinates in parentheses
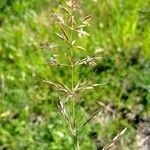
top-left (40, 0), bottom-right (127, 149)
top-left (41, 0), bottom-right (105, 149)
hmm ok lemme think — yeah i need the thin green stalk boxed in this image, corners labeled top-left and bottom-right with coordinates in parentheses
top-left (70, 16), bottom-right (79, 149)
top-left (70, 21), bottom-right (75, 120)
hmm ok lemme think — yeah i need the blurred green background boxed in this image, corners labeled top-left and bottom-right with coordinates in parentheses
top-left (0, 0), bottom-right (150, 149)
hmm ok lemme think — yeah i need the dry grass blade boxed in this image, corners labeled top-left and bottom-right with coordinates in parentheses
top-left (41, 78), bottom-right (82, 104)
top-left (71, 40), bottom-right (76, 46)
top-left (82, 109), bottom-right (101, 128)
top-left (65, 90), bottom-right (78, 103)
top-left (41, 79), bottom-right (70, 93)
top-left (82, 82), bottom-right (109, 91)
top-left (51, 13), bottom-right (65, 25)
top-left (73, 82), bottom-right (81, 92)
top-left (64, 81), bottom-right (108, 103)
top-left (76, 24), bottom-right (88, 29)
top-left (74, 56), bottom-right (102, 67)
top-left (58, 100), bottom-right (70, 122)
top-left (75, 46), bottom-right (86, 51)
top-left (72, 81), bottom-right (86, 92)
top-left (56, 32), bottom-right (66, 41)
top-left (56, 31), bottom-right (72, 47)
top-left (58, 100), bottom-right (75, 135)
top-left (97, 101), bottom-right (115, 114)
top-left (60, 26), bottom-right (69, 41)
top-left (66, 81), bottom-right (108, 94)
top-left (102, 128), bottom-right (127, 150)
top-left (83, 15), bottom-right (92, 26)
top-left (77, 28), bottom-right (89, 37)
top-left (70, 16), bottom-right (77, 27)
top-left (65, 82), bottom-right (85, 103)
top-left (83, 15), bottom-right (92, 22)
top-left (61, 83), bottom-right (71, 92)
top-left (60, 5), bottom-right (71, 15)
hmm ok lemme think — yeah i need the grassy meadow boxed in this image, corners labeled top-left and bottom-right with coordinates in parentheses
top-left (0, 0), bottom-right (150, 149)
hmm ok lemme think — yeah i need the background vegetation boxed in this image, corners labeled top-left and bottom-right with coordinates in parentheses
top-left (0, 0), bottom-right (150, 149)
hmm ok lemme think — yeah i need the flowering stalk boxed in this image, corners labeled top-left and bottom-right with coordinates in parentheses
top-left (41, 0), bottom-right (108, 149)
